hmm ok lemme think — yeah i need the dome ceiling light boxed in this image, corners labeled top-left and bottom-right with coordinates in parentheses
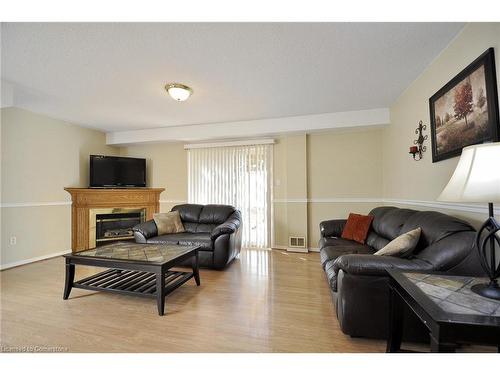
top-left (165, 83), bottom-right (193, 102)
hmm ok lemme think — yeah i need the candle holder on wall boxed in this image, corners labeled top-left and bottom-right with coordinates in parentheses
top-left (409, 120), bottom-right (428, 161)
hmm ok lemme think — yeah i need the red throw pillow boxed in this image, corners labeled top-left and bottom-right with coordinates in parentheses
top-left (341, 213), bottom-right (374, 244)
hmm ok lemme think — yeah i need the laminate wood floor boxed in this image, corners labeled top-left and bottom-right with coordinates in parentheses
top-left (0, 249), bottom-right (404, 352)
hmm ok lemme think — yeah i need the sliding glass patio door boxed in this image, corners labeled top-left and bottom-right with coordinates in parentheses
top-left (187, 143), bottom-right (272, 248)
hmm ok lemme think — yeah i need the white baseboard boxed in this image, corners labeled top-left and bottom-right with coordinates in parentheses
top-left (271, 245), bottom-right (288, 250)
top-left (272, 245), bottom-right (319, 253)
top-left (286, 247), bottom-right (308, 253)
top-left (0, 250), bottom-right (70, 271)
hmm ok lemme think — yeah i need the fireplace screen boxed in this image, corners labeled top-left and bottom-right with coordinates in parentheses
top-left (90, 208), bottom-right (146, 247)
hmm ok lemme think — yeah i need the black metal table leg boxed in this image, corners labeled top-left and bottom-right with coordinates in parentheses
top-left (192, 250), bottom-right (200, 286)
top-left (386, 284), bottom-right (404, 353)
top-left (156, 270), bottom-right (166, 316)
top-left (63, 258), bottom-right (75, 300)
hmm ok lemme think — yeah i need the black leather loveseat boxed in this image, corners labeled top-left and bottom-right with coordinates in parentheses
top-left (319, 206), bottom-right (483, 340)
top-left (133, 204), bottom-right (242, 270)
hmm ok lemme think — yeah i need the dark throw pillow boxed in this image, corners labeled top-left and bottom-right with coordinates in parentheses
top-left (341, 213), bottom-right (374, 244)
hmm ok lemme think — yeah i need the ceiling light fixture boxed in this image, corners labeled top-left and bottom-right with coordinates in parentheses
top-left (165, 83), bottom-right (193, 102)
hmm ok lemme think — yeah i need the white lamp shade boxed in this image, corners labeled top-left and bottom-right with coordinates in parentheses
top-left (438, 142), bottom-right (500, 203)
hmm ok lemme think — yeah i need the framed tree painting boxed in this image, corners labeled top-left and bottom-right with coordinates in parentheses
top-left (429, 48), bottom-right (500, 162)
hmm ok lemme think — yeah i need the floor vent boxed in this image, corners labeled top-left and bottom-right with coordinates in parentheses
top-left (287, 236), bottom-right (308, 253)
top-left (289, 236), bottom-right (306, 248)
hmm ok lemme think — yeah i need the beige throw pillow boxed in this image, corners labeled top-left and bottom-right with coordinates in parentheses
top-left (153, 211), bottom-right (185, 235)
top-left (374, 227), bottom-right (421, 257)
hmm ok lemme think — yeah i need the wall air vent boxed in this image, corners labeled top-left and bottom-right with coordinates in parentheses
top-left (287, 236), bottom-right (308, 253)
top-left (289, 236), bottom-right (306, 248)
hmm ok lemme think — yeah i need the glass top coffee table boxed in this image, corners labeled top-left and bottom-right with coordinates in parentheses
top-left (387, 270), bottom-right (500, 352)
top-left (63, 242), bottom-right (200, 315)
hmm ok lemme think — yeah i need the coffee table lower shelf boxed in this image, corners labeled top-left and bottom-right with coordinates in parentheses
top-left (73, 269), bottom-right (194, 299)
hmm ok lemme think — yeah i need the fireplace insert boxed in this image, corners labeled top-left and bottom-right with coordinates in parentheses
top-left (94, 209), bottom-right (145, 245)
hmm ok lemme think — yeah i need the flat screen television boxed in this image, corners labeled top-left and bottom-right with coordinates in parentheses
top-left (89, 155), bottom-right (146, 188)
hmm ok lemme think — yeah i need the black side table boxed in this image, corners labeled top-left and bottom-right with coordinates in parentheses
top-left (386, 270), bottom-right (500, 353)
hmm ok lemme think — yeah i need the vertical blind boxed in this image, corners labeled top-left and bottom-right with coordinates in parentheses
top-left (188, 144), bottom-right (272, 248)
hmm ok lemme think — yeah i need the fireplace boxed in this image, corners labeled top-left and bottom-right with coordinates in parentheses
top-left (65, 188), bottom-right (164, 252)
top-left (89, 208), bottom-right (146, 248)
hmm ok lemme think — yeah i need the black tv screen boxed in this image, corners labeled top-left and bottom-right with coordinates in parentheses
top-left (90, 155), bottom-right (146, 188)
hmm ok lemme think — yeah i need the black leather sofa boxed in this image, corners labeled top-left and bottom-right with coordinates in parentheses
top-left (319, 206), bottom-right (484, 340)
top-left (133, 204), bottom-right (242, 270)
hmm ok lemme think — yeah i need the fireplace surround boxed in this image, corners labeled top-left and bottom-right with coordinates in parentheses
top-left (65, 188), bottom-right (164, 252)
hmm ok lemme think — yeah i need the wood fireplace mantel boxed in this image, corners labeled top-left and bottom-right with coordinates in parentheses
top-left (64, 188), bottom-right (165, 252)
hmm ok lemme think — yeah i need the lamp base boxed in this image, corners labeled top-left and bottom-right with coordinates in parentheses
top-left (471, 280), bottom-right (500, 301)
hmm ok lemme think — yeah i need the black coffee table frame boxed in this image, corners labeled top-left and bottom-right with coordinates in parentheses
top-left (386, 270), bottom-right (500, 353)
top-left (63, 247), bottom-right (200, 315)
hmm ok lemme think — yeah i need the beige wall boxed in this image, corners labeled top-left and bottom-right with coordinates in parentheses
top-left (120, 142), bottom-right (188, 212)
top-left (272, 135), bottom-right (309, 248)
top-left (273, 129), bottom-right (385, 249)
top-left (1, 107), bottom-right (119, 268)
top-left (307, 129), bottom-right (384, 247)
top-left (383, 23), bottom-right (500, 228)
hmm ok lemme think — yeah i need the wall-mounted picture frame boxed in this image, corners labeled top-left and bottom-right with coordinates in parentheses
top-left (429, 48), bottom-right (499, 162)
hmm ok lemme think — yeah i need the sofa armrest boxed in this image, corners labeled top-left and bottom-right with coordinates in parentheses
top-left (211, 211), bottom-right (242, 240)
top-left (132, 220), bottom-right (158, 243)
top-left (332, 254), bottom-right (433, 277)
top-left (320, 219), bottom-right (347, 238)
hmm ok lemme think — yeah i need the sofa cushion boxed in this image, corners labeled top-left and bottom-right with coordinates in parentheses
top-left (178, 233), bottom-right (214, 250)
top-left (320, 244), bottom-right (372, 269)
top-left (369, 206), bottom-right (417, 241)
top-left (146, 232), bottom-right (213, 251)
top-left (172, 204), bottom-right (204, 223)
top-left (400, 211), bottom-right (475, 249)
top-left (199, 205), bottom-right (235, 224)
top-left (319, 237), bottom-right (370, 249)
top-left (413, 230), bottom-right (477, 270)
top-left (365, 232), bottom-right (390, 251)
top-left (196, 223), bottom-right (217, 233)
top-left (146, 234), bottom-right (179, 246)
top-left (182, 222), bottom-right (198, 233)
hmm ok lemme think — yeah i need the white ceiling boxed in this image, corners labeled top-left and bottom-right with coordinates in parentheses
top-left (1, 23), bottom-right (464, 132)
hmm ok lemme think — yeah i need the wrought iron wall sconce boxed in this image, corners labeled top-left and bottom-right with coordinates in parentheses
top-left (409, 120), bottom-right (428, 161)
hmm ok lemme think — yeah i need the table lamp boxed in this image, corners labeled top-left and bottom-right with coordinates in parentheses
top-left (438, 142), bottom-right (500, 300)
